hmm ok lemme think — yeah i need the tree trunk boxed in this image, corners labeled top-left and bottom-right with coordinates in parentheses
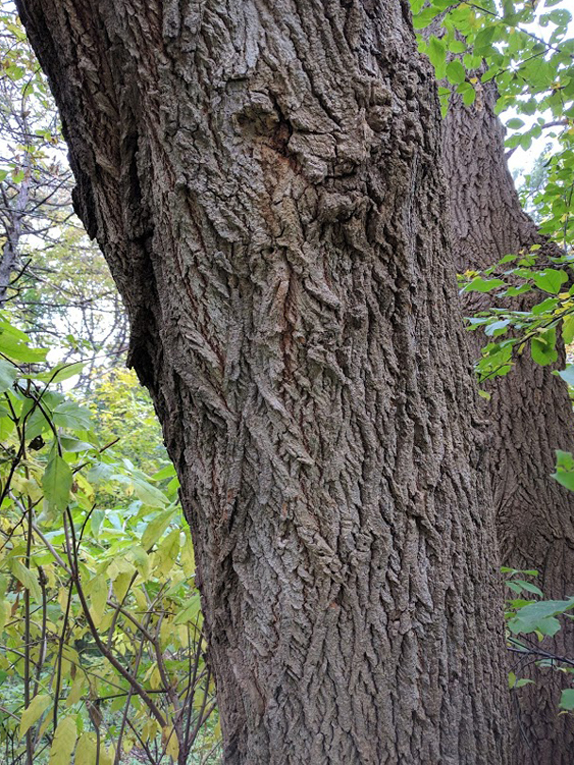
top-left (16, 1), bottom-right (510, 762)
top-left (0, 149), bottom-right (32, 306)
top-left (443, 83), bottom-right (574, 764)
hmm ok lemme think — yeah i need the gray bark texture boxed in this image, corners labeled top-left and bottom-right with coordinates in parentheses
top-left (0, 151), bottom-right (32, 306)
top-left (443, 83), bottom-right (574, 765)
top-left (16, 1), bottom-right (510, 762)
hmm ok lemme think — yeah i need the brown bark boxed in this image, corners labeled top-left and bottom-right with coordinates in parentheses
top-left (444, 83), bottom-right (574, 764)
top-left (16, 2), bottom-right (510, 762)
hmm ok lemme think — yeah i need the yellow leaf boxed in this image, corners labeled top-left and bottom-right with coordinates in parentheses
top-left (65, 673), bottom-right (85, 707)
top-left (101, 745), bottom-right (114, 765)
top-left (112, 571), bottom-right (132, 601)
top-left (180, 532), bottom-right (195, 576)
top-left (163, 725), bottom-right (179, 760)
top-left (75, 733), bottom-right (97, 765)
top-left (49, 716), bottom-right (77, 765)
top-left (0, 601), bottom-right (8, 633)
top-left (150, 664), bottom-right (162, 690)
top-left (75, 473), bottom-right (94, 501)
top-left (142, 718), bottom-right (161, 742)
top-left (133, 586), bottom-right (147, 613)
top-left (88, 574), bottom-right (107, 627)
top-left (10, 560), bottom-right (41, 601)
top-left (22, 478), bottom-right (42, 502)
top-left (37, 713), bottom-right (51, 740)
top-left (155, 528), bottom-right (181, 577)
top-left (107, 557), bottom-right (136, 581)
top-left (20, 694), bottom-right (51, 738)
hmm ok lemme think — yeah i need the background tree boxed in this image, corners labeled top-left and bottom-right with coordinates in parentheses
top-left (415, 1), bottom-right (574, 761)
top-left (0, 4), bottom-right (128, 388)
top-left (14, 0), bottom-right (512, 762)
top-left (444, 79), bottom-right (574, 765)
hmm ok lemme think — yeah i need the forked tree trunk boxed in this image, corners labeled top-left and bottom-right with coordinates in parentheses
top-left (17, 2), bottom-right (510, 762)
top-left (444, 84), bottom-right (574, 764)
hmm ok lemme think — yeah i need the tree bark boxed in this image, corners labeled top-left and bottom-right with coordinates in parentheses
top-left (443, 83), bottom-right (574, 764)
top-left (0, 148), bottom-right (32, 307)
top-left (16, 1), bottom-right (510, 762)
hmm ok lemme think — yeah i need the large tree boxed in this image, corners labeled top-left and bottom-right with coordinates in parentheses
top-left (16, 1), bottom-right (510, 762)
top-left (444, 83), bottom-right (574, 764)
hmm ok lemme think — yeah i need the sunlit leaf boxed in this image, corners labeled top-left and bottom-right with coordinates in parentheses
top-left (42, 453), bottom-right (73, 512)
top-left (19, 694), bottom-right (51, 738)
top-left (49, 716), bottom-right (77, 765)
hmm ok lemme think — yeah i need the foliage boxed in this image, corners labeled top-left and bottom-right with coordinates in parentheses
top-left (87, 368), bottom-right (168, 478)
top-left (413, 0), bottom-right (574, 131)
top-left (410, 0), bottom-right (574, 722)
top-left (0, 6), bottom-right (128, 389)
top-left (0, 313), bottom-right (220, 764)
top-left (504, 568), bottom-right (574, 712)
top-left (458, 245), bottom-right (574, 383)
top-left (410, 0), bottom-right (574, 386)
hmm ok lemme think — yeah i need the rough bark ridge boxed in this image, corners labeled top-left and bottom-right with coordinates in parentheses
top-left (444, 84), bottom-right (574, 764)
top-left (17, 1), bottom-right (510, 762)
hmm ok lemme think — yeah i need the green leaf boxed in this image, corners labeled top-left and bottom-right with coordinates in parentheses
top-left (32, 362), bottom-right (84, 384)
top-left (473, 25), bottom-right (497, 54)
top-left (142, 508), bottom-right (178, 550)
top-left (129, 546), bottom-right (151, 579)
top-left (463, 277), bottom-right (505, 293)
top-left (448, 40), bottom-right (467, 54)
top-left (560, 689), bottom-right (574, 711)
top-left (20, 694), bottom-right (51, 738)
top-left (553, 450), bottom-right (574, 494)
top-left (446, 60), bottom-right (466, 85)
top-left (91, 509), bottom-right (104, 538)
top-left (0, 331), bottom-right (46, 363)
top-left (59, 435), bottom-right (96, 453)
top-left (515, 678), bottom-right (535, 688)
top-left (131, 477), bottom-right (168, 508)
top-left (427, 36), bottom-right (446, 68)
top-left (506, 118), bottom-right (525, 130)
top-left (49, 716), bottom-right (77, 765)
top-left (0, 358), bottom-right (18, 393)
top-left (10, 560), bottom-right (41, 601)
top-left (507, 581), bottom-right (525, 594)
top-left (484, 319), bottom-right (510, 337)
top-left (513, 579), bottom-right (544, 597)
top-left (53, 400), bottom-right (92, 431)
top-left (174, 595), bottom-right (202, 625)
top-left (508, 597), bottom-right (574, 636)
top-left (532, 297), bottom-right (559, 316)
top-left (412, 6), bottom-right (441, 29)
top-left (152, 464), bottom-right (177, 481)
top-left (553, 472), bottom-right (574, 493)
top-left (460, 83), bottom-right (476, 106)
top-left (532, 268), bottom-right (568, 294)
top-left (75, 733), bottom-right (97, 765)
top-left (107, 557), bottom-right (136, 582)
top-left (42, 454), bottom-right (73, 512)
top-left (531, 328), bottom-right (558, 366)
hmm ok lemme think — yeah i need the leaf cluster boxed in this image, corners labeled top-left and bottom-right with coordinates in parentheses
top-left (0, 313), bottom-right (220, 765)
